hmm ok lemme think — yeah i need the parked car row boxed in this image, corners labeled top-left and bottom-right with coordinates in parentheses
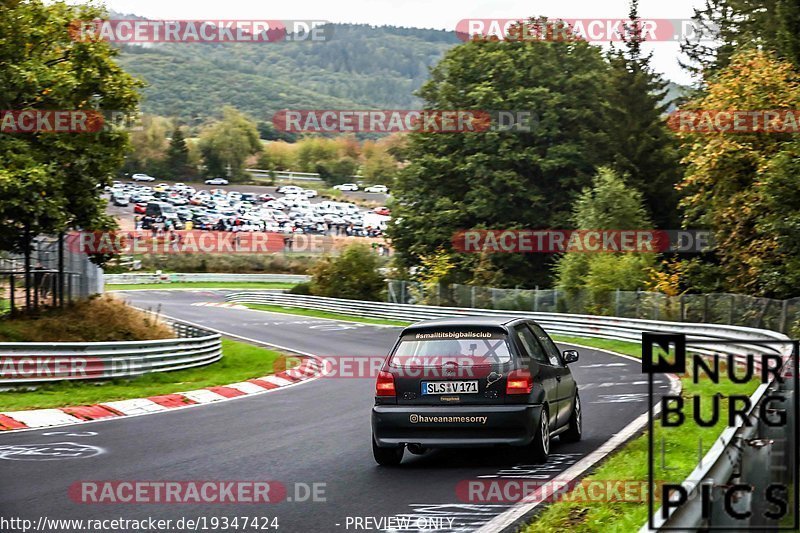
top-left (332, 183), bottom-right (389, 194)
top-left (106, 180), bottom-right (392, 237)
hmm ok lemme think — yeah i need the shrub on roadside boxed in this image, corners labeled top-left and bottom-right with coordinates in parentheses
top-left (0, 296), bottom-right (174, 342)
top-left (288, 282), bottom-right (312, 295)
top-left (309, 244), bottom-right (385, 301)
top-left (137, 253), bottom-right (317, 274)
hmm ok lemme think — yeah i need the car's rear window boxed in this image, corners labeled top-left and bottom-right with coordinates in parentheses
top-left (390, 330), bottom-right (511, 366)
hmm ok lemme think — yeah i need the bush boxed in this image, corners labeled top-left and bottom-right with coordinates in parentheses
top-left (0, 296), bottom-right (174, 342)
top-left (310, 244), bottom-right (384, 301)
top-left (288, 282), bottom-right (312, 295)
top-left (138, 253), bottom-right (317, 274)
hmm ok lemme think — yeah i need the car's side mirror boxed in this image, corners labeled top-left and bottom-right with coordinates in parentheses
top-left (562, 350), bottom-right (579, 364)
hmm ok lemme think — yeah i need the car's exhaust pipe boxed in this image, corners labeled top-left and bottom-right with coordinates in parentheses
top-left (407, 443), bottom-right (426, 455)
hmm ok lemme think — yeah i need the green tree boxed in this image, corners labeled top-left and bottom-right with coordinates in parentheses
top-left (361, 140), bottom-right (400, 185)
top-left (122, 115), bottom-right (170, 177)
top-left (315, 157), bottom-right (359, 186)
top-left (310, 244), bottom-right (385, 301)
top-left (0, 0), bottom-right (141, 258)
top-left (164, 126), bottom-right (194, 180)
top-left (388, 18), bottom-right (614, 287)
top-left (198, 107), bottom-right (261, 181)
top-left (681, 0), bottom-right (800, 77)
top-left (756, 142), bottom-right (800, 296)
top-left (676, 50), bottom-right (800, 297)
top-left (555, 168), bottom-right (655, 306)
top-left (256, 121), bottom-right (298, 142)
top-left (606, 0), bottom-right (683, 228)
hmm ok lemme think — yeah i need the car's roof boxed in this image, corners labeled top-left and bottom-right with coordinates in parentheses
top-left (402, 316), bottom-right (530, 331)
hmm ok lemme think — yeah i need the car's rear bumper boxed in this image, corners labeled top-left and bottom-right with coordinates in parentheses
top-left (372, 404), bottom-right (542, 448)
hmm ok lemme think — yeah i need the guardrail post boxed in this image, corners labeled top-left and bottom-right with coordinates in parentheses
top-left (635, 289), bottom-right (641, 318)
top-left (760, 408), bottom-right (790, 487)
top-left (534, 286), bottom-right (539, 312)
top-left (740, 438), bottom-right (777, 529)
top-left (9, 273), bottom-right (14, 315)
top-left (708, 482), bottom-right (753, 528)
top-left (780, 299), bottom-right (789, 334)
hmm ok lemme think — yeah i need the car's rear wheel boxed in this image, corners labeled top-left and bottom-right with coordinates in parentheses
top-left (530, 407), bottom-right (550, 462)
top-left (561, 393), bottom-right (582, 443)
top-left (372, 436), bottom-right (404, 466)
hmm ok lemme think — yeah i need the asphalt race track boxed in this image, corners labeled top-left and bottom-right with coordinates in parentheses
top-left (0, 290), bottom-right (671, 532)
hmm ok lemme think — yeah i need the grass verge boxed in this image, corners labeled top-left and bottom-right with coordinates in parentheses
top-left (521, 336), bottom-right (762, 533)
top-left (107, 282), bottom-right (297, 291)
top-left (241, 302), bottom-right (410, 326)
top-left (0, 338), bottom-right (285, 411)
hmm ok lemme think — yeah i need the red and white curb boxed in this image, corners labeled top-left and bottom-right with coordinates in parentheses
top-left (0, 358), bottom-right (323, 432)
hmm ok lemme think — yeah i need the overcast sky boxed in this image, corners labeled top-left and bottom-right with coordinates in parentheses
top-left (98, 0), bottom-right (706, 84)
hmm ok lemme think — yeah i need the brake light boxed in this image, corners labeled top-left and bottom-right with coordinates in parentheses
top-left (376, 371), bottom-right (396, 396)
top-left (506, 369), bottom-right (533, 395)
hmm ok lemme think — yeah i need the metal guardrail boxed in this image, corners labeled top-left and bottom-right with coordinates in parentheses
top-left (0, 320), bottom-right (222, 384)
top-left (224, 292), bottom-right (788, 360)
top-left (224, 291), bottom-right (796, 531)
top-left (104, 273), bottom-right (310, 285)
top-left (640, 370), bottom-right (796, 531)
top-left (245, 169), bottom-right (324, 182)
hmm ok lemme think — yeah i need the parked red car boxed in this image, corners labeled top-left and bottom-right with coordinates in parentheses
top-left (133, 202), bottom-right (147, 214)
top-left (374, 206), bottom-right (391, 216)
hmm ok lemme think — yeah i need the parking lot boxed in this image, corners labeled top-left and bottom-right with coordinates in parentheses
top-left (106, 179), bottom-right (392, 242)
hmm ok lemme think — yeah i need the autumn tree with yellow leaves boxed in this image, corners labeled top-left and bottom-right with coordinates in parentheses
top-left (677, 49), bottom-right (800, 297)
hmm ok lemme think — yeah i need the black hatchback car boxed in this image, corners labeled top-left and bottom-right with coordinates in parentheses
top-left (371, 317), bottom-right (581, 466)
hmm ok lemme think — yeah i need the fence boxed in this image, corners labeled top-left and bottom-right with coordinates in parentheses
top-left (387, 281), bottom-right (800, 335)
top-left (104, 272), bottom-right (310, 285)
top-left (0, 319), bottom-right (221, 385)
top-left (223, 290), bottom-right (796, 531)
top-left (0, 235), bottom-right (104, 315)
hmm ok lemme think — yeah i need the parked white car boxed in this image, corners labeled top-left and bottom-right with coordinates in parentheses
top-left (205, 177), bottom-right (229, 185)
top-left (132, 173), bottom-right (155, 182)
top-left (364, 184), bottom-right (388, 193)
top-left (333, 183), bottom-right (359, 191)
top-left (302, 188), bottom-right (318, 198)
top-left (276, 185), bottom-right (303, 195)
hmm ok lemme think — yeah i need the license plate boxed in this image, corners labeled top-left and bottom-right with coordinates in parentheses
top-left (421, 381), bottom-right (479, 395)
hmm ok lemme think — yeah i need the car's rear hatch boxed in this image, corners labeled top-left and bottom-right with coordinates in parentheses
top-left (388, 328), bottom-right (513, 406)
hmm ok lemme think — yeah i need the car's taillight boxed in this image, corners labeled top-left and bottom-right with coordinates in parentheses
top-left (506, 369), bottom-right (533, 395)
top-left (376, 371), bottom-right (396, 396)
